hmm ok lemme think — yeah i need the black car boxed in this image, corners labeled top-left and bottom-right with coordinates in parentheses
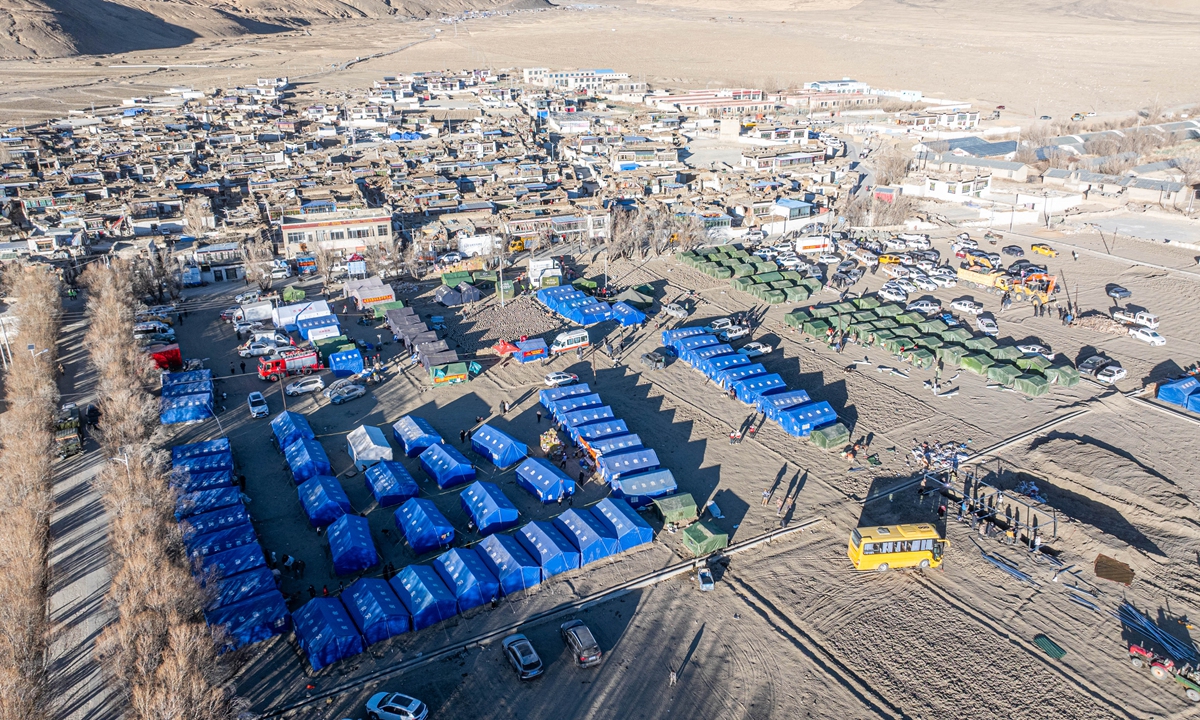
top-left (1107, 285), bottom-right (1132, 299)
top-left (1002, 245), bottom-right (1024, 257)
top-left (560, 620), bottom-right (603, 668)
top-left (502, 634), bottom-right (543, 680)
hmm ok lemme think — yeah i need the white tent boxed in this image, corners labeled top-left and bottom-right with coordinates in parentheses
top-left (346, 425), bottom-right (392, 470)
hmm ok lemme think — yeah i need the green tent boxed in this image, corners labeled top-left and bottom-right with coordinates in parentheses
top-left (471, 270), bottom-right (498, 284)
top-left (699, 262), bottom-right (719, 274)
top-left (1013, 373), bottom-right (1052, 396)
top-left (372, 300), bottom-right (406, 318)
top-left (769, 280), bottom-right (794, 290)
top-left (905, 348), bottom-right (936, 369)
top-left (914, 335), bottom-right (943, 350)
top-left (852, 296), bottom-right (881, 310)
top-left (797, 278), bottom-right (823, 293)
top-left (1016, 355), bottom-right (1053, 373)
top-left (719, 257), bottom-right (741, 268)
top-left (282, 286), bottom-right (306, 303)
top-left (727, 249), bottom-right (749, 259)
top-left (871, 329), bottom-right (896, 345)
top-left (676, 251), bottom-right (698, 263)
top-left (712, 267), bottom-right (733, 280)
top-left (780, 270), bottom-right (805, 282)
top-left (846, 322), bottom-right (873, 341)
top-left (731, 263), bottom-right (756, 278)
top-left (937, 344), bottom-right (969, 366)
top-left (917, 319), bottom-right (948, 334)
top-left (681, 522), bottom-right (729, 556)
top-left (874, 303), bottom-right (904, 317)
top-left (809, 305), bottom-right (838, 319)
top-left (784, 309), bottom-right (812, 327)
top-left (754, 261), bottom-right (779, 274)
top-left (752, 271), bottom-right (784, 284)
top-left (784, 286), bottom-right (810, 302)
top-left (828, 314), bottom-right (852, 330)
top-left (811, 422), bottom-right (850, 449)
top-left (987, 363), bottom-right (1022, 385)
top-left (315, 335), bottom-right (350, 362)
top-left (891, 325), bottom-right (919, 338)
top-left (442, 271), bottom-right (472, 287)
top-left (634, 284), bottom-right (656, 297)
top-left (830, 302), bottom-right (857, 315)
top-left (731, 276), bottom-right (755, 292)
top-left (1045, 364), bottom-right (1081, 387)
top-left (961, 353), bottom-right (996, 375)
top-left (988, 345), bottom-right (1023, 362)
top-left (652, 493), bottom-right (698, 525)
top-left (498, 280), bottom-right (518, 300)
top-left (894, 311), bottom-right (924, 326)
top-left (573, 278), bottom-right (598, 292)
top-left (873, 317), bottom-right (899, 330)
top-left (763, 290), bottom-right (787, 304)
top-left (803, 319), bottom-right (831, 337)
top-left (852, 310), bottom-right (879, 323)
top-left (964, 336), bottom-right (998, 351)
top-left (941, 327), bottom-right (973, 343)
top-left (615, 288), bottom-right (653, 309)
top-left (881, 337), bottom-right (908, 354)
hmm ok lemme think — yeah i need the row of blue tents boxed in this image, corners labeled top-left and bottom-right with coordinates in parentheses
top-left (170, 437), bottom-right (291, 650)
top-left (538, 383), bottom-right (678, 507)
top-left (160, 369), bottom-right (215, 425)
top-left (1157, 375), bottom-right (1200, 414)
top-left (536, 287), bottom-right (646, 327)
top-left (293, 496), bottom-right (654, 670)
top-left (661, 327), bottom-right (839, 438)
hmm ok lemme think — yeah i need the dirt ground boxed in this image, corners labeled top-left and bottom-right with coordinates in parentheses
top-left (155, 218), bottom-right (1200, 719)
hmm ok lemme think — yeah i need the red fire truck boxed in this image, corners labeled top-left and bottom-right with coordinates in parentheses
top-left (258, 348), bottom-right (323, 381)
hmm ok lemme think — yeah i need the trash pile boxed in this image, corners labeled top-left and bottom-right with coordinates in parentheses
top-left (1015, 478), bottom-right (1048, 504)
top-left (909, 440), bottom-right (970, 472)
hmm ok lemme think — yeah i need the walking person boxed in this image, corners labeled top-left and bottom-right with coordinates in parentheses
top-left (536, 410), bottom-right (542, 424)
top-left (459, 429), bottom-right (467, 444)
top-left (240, 360), bottom-right (246, 374)
top-left (229, 361), bottom-right (235, 375)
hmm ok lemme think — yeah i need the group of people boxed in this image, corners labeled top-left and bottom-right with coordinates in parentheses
top-left (267, 551), bottom-right (306, 581)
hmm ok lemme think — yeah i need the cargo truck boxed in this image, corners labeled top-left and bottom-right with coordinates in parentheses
top-left (258, 348), bottom-right (323, 381)
top-left (956, 266), bottom-right (1057, 303)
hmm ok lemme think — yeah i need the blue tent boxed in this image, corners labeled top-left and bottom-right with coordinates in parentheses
top-left (610, 301), bottom-right (646, 326)
top-left (661, 326), bottom-right (709, 347)
top-left (342, 578), bottom-right (409, 645)
top-left (589, 434), bottom-right (643, 459)
top-left (186, 523), bottom-right (257, 560)
top-left (1158, 376), bottom-right (1200, 407)
top-left (733, 373), bottom-right (787, 404)
top-left (160, 393), bottom-right (214, 425)
top-left (330, 348), bottom-right (365, 377)
top-left (175, 486), bottom-right (241, 520)
top-left (478, 534), bottom-right (542, 595)
top-left (699, 352), bottom-right (750, 378)
top-left (470, 424), bottom-right (528, 469)
top-left (537, 286), bottom-right (581, 307)
top-left (460, 481), bottom-right (520, 535)
top-left (172, 438), bottom-right (230, 462)
top-left (598, 448), bottom-right (660, 482)
top-left (328, 514), bottom-right (378, 575)
top-left (434, 547), bottom-right (501, 612)
top-left (390, 565), bottom-right (458, 630)
top-left (392, 415), bottom-right (444, 457)
top-left (514, 338), bottom-right (548, 364)
top-left (553, 509), bottom-right (619, 565)
top-left (418, 443), bottom-right (475, 488)
top-left (170, 468), bottom-right (234, 493)
top-left (778, 401), bottom-right (837, 438)
top-left (208, 566), bottom-right (277, 610)
top-left (515, 458), bottom-right (576, 503)
top-left (1187, 392), bottom-right (1200, 414)
top-left (681, 344), bottom-right (733, 367)
top-left (297, 475), bottom-right (352, 527)
top-left (565, 301), bottom-right (613, 326)
top-left (285, 436), bottom-right (333, 483)
top-left (395, 498), bottom-right (455, 554)
top-left (296, 314), bottom-right (340, 341)
top-left (517, 522), bottom-right (580, 577)
top-left (363, 461), bottom-right (419, 507)
top-left (672, 334), bottom-right (719, 356)
top-left (590, 498), bottom-right (654, 551)
top-left (272, 411), bottom-right (315, 449)
top-left (611, 469), bottom-right (678, 508)
top-left (162, 369), bottom-right (212, 386)
top-left (292, 597), bottom-right (366, 671)
top-left (758, 389), bottom-right (812, 421)
top-left (548, 393), bottom-right (604, 423)
top-left (539, 383), bottom-right (592, 409)
top-left (561, 405), bottom-right (614, 429)
top-left (205, 589), bottom-right (290, 650)
top-left (573, 419), bottom-right (629, 444)
top-left (180, 504), bottom-right (250, 543)
top-left (161, 380), bottom-right (214, 398)
top-left (714, 362), bottom-right (766, 389)
top-left (172, 451), bottom-right (233, 475)
top-left (198, 544), bottom-right (266, 584)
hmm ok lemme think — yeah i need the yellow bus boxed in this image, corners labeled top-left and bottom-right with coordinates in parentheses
top-left (848, 524), bottom-right (947, 571)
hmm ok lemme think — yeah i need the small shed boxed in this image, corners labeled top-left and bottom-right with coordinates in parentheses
top-left (346, 425), bottom-right (392, 470)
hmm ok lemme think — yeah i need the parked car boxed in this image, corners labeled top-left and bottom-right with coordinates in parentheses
top-left (1017, 344), bottom-right (1055, 360)
top-left (247, 392), bottom-right (269, 418)
top-left (1128, 326), bottom-right (1165, 346)
top-left (932, 275), bottom-right (957, 288)
top-left (1031, 243), bottom-right (1058, 257)
top-left (891, 278), bottom-right (917, 294)
top-left (1002, 245), bottom-right (1024, 257)
top-left (234, 290), bottom-right (260, 304)
top-left (951, 299), bottom-right (984, 315)
top-left (285, 376), bottom-right (326, 396)
top-left (707, 317), bottom-right (738, 333)
top-left (1111, 308), bottom-right (1159, 329)
top-left (220, 306), bottom-right (240, 322)
top-left (502, 634), bottom-right (544, 680)
top-left (736, 342), bottom-right (772, 358)
top-left (976, 316), bottom-right (999, 336)
top-left (639, 351), bottom-right (666, 371)
top-left (912, 275), bottom-right (938, 291)
top-left (718, 326), bottom-right (750, 342)
top-left (818, 253), bottom-right (841, 264)
top-left (697, 567), bottom-right (715, 591)
top-left (1107, 285), bottom-right (1132, 300)
top-left (905, 300), bottom-right (941, 315)
top-left (329, 384), bottom-right (367, 405)
top-left (238, 341), bottom-right (278, 358)
top-left (1096, 364), bottom-right (1128, 384)
top-left (269, 267), bottom-right (291, 280)
top-left (134, 320), bottom-right (172, 335)
top-left (882, 264), bottom-right (910, 279)
top-left (878, 285), bottom-right (907, 303)
top-left (365, 692), bottom-right (429, 720)
top-left (663, 303), bottom-right (689, 320)
top-left (836, 259), bottom-right (859, 274)
top-left (544, 372), bottom-right (579, 387)
top-left (560, 620), bottom-right (603, 668)
top-left (438, 251), bottom-right (464, 265)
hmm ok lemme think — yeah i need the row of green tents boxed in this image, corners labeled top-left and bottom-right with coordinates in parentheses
top-left (678, 247), bottom-right (822, 305)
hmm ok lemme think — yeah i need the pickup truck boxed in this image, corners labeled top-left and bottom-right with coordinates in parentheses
top-left (1111, 308), bottom-right (1159, 329)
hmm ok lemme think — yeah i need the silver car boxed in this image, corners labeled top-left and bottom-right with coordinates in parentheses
top-left (502, 634), bottom-right (544, 680)
top-left (285, 376), bottom-right (326, 396)
top-left (247, 391), bottom-right (269, 418)
top-left (329, 384), bottom-right (367, 405)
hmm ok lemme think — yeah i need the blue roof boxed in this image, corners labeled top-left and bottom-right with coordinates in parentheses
top-left (517, 522), bottom-right (580, 578)
top-left (478, 534), bottom-right (542, 595)
top-left (1158, 376), bottom-right (1200, 407)
top-left (733, 373), bottom-right (787, 404)
top-left (778, 401), bottom-right (837, 437)
top-left (419, 443), bottom-right (475, 488)
top-left (553, 509), bottom-right (619, 565)
top-left (162, 369), bottom-right (212, 386)
top-left (698, 352), bottom-right (749, 378)
top-left (434, 547), bottom-right (501, 612)
top-left (459, 481), bottom-right (520, 535)
top-left (271, 410), bottom-right (315, 449)
top-left (611, 302), bottom-right (646, 326)
top-left (589, 433), bottom-right (643, 458)
top-left (391, 415), bottom-right (444, 457)
top-left (208, 566), bottom-right (277, 611)
top-left (395, 498), bottom-right (455, 554)
top-left (470, 424), bottom-right (528, 469)
top-left (598, 448), bottom-right (660, 482)
top-left (186, 522), bottom-right (257, 560)
top-left (758, 389), bottom-right (811, 420)
top-left (171, 451), bottom-right (233, 475)
top-left (285, 436), bottom-right (332, 484)
top-left (292, 597), bottom-right (365, 671)
top-left (175, 486), bottom-right (241, 520)
top-left (561, 405), bottom-right (614, 428)
top-left (328, 514), bottom-right (378, 575)
top-left (391, 565), bottom-right (457, 630)
top-left (342, 578), bottom-right (409, 645)
top-left (573, 419), bottom-right (629, 444)
top-left (515, 458), bottom-right (576, 504)
top-left (715, 362), bottom-right (767, 389)
top-left (776, 198), bottom-right (812, 209)
top-left (297, 475), bottom-right (352, 527)
top-left (661, 326), bottom-right (709, 346)
top-left (169, 468), bottom-right (235, 493)
top-left (549, 393), bottom-right (604, 423)
top-left (673, 334), bottom-right (719, 355)
top-left (330, 348), bottom-right (365, 377)
top-left (363, 461), bottom-right (419, 507)
top-left (611, 469), bottom-right (678, 508)
top-left (590, 498), bottom-right (654, 552)
top-left (205, 589), bottom-right (290, 650)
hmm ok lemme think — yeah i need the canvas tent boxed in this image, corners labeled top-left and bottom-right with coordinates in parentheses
top-left (539, 383), bottom-right (592, 408)
top-left (208, 566), bottom-right (276, 611)
top-left (392, 415), bottom-right (444, 457)
top-left (199, 544), bottom-right (266, 584)
top-left (418, 443), bottom-right (475, 488)
top-left (590, 498), bottom-right (654, 552)
top-left (1158, 376), bottom-right (1200, 407)
top-left (611, 469), bottom-right (678, 508)
top-left (298, 475), bottom-right (352, 527)
top-left (610, 301), bottom-right (646, 326)
top-left (714, 363), bottom-right (766, 389)
top-left (391, 565), bottom-right (458, 630)
top-left (174, 486), bottom-right (241, 520)
top-left (172, 451), bottom-right (233, 475)
top-left (479, 533), bottom-right (542, 595)
top-left (330, 348), bottom-right (365, 377)
top-left (204, 589), bottom-right (290, 650)
top-left (515, 458), bottom-right (576, 503)
top-left (733, 373), bottom-right (787, 404)
top-left (434, 547), bottom-right (501, 612)
top-left (180, 505), bottom-right (250, 542)
top-left (681, 522), bottom-right (729, 556)
top-left (328, 514), bottom-right (378, 575)
top-left (778, 401), bottom-right (838, 438)
top-left (548, 393), bottom-right (603, 423)
top-left (292, 597), bottom-right (365, 671)
top-left (170, 468), bottom-right (235, 493)
top-left (589, 434), bottom-right (643, 459)
top-left (363, 461), bottom-right (419, 507)
top-left (459, 481), bottom-right (520, 535)
top-left (342, 578), bottom-right (409, 645)
top-left (652, 493), bottom-right (698, 525)
top-left (285, 436), bottom-right (333, 483)
top-left (517, 522), bottom-right (581, 578)
top-left (470, 424), bottom-right (528, 469)
top-left (757, 389), bottom-right (811, 421)
top-left (395, 498), bottom-right (455, 554)
top-left (159, 394), bottom-right (213, 425)
top-left (346, 425), bottom-right (392, 470)
top-left (573, 419), bottom-right (629, 445)
top-left (186, 523), bottom-right (257, 560)
top-left (172, 438), bottom-right (230, 462)
top-left (598, 448), bottom-right (660, 482)
top-left (553, 509), bottom-right (619, 565)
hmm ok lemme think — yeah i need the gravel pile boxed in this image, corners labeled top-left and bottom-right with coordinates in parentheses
top-left (1072, 311), bottom-right (1127, 335)
top-left (444, 294), bottom-right (567, 353)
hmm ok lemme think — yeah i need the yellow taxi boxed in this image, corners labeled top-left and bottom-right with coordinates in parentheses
top-left (1031, 243), bottom-right (1058, 257)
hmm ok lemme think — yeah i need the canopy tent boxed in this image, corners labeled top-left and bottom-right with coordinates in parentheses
top-left (160, 393), bottom-right (213, 424)
top-left (778, 401), bottom-right (838, 438)
top-left (589, 434), bottom-right (643, 459)
top-left (298, 475), bottom-right (352, 527)
top-left (548, 393), bottom-right (603, 424)
top-left (553, 509), bottom-right (620, 565)
top-left (346, 425), bottom-right (392, 470)
top-left (539, 383), bottom-right (592, 409)
top-left (517, 522), bottom-right (581, 578)
top-left (363, 461), bottom-right (419, 507)
top-left (661, 326), bottom-right (709, 347)
top-left (208, 566), bottom-right (276, 611)
top-left (590, 498), bottom-right (654, 552)
top-left (198, 544), bottom-right (266, 584)
top-left (330, 348), bottom-right (365, 377)
top-left (172, 438), bottom-right (230, 463)
top-left (205, 589), bottom-right (290, 650)
top-left (395, 498), bottom-right (455, 554)
top-left (610, 301), bottom-right (646, 326)
top-left (611, 469), bottom-right (678, 508)
top-left (733, 373), bottom-right (787, 404)
top-left (392, 415), bottom-right (444, 457)
top-left (681, 521), bottom-right (729, 556)
top-left (515, 458), bottom-right (576, 503)
top-left (185, 523), bottom-right (257, 560)
top-left (434, 547), bottom-right (501, 612)
top-left (174, 486), bottom-right (241, 520)
top-left (479, 533), bottom-right (542, 595)
top-left (714, 363), bottom-right (766, 389)
top-left (328, 514), bottom-right (378, 575)
top-left (179, 504), bottom-right (250, 543)
top-left (652, 493), bottom-right (698, 525)
top-left (169, 468), bottom-right (234, 493)
top-left (391, 565), bottom-right (458, 631)
top-left (342, 578), bottom-right (409, 645)
top-left (286, 437), bottom-right (334, 484)
top-left (1158, 376), bottom-right (1200, 407)
top-left (757, 389), bottom-right (811, 422)
top-left (272, 410), bottom-right (316, 448)
top-left (292, 597), bottom-right (365, 671)
top-left (460, 481), bottom-right (520, 535)
top-left (419, 443), bottom-right (476, 489)
top-left (598, 448), bottom-right (660, 483)
top-left (470, 424), bottom-right (528, 469)
top-left (573, 419), bottom-right (629, 445)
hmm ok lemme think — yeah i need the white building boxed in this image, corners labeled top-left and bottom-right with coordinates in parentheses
top-left (522, 68), bottom-right (630, 92)
top-left (803, 79), bottom-right (871, 94)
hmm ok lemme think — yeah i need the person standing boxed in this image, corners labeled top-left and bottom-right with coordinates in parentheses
top-left (240, 360), bottom-right (246, 374)
top-left (536, 410), bottom-right (542, 424)
top-left (229, 361), bottom-right (235, 375)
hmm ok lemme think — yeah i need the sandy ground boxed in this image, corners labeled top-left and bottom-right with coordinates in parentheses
top-left (143, 218), bottom-right (1200, 720)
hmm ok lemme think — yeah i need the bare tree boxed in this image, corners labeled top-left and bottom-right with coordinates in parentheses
top-left (873, 144), bottom-right (911, 186)
top-left (241, 235), bottom-right (274, 291)
top-left (313, 244), bottom-right (336, 279)
top-left (130, 250), bottom-right (181, 304)
top-left (182, 198), bottom-right (211, 236)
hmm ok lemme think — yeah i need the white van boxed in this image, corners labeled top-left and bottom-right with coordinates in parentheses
top-left (550, 329), bottom-right (590, 354)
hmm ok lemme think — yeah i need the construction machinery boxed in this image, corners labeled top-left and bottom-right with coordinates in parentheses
top-left (956, 265), bottom-right (1057, 304)
top-left (54, 404), bottom-right (84, 460)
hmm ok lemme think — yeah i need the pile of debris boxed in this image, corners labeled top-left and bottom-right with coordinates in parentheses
top-left (446, 294), bottom-right (565, 352)
top-left (910, 440), bottom-right (971, 472)
top-left (1071, 311), bottom-right (1126, 335)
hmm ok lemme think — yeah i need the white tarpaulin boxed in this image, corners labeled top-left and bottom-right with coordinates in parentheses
top-left (346, 425), bottom-right (392, 470)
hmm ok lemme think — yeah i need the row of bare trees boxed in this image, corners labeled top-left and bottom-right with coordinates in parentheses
top-left (606, 206), bottom-right (707, 260)
top-left (82, 261), bottom-right (234, 720)
top-left (0, 265), bottom-right (62, 720)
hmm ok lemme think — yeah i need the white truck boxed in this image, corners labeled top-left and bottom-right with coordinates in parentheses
top-left (457, 234), bottom-right (499, 258)
top-left (1111, 308), bottom-right (1159, 329)
top-left (528, 257), bottom-right (563, 289)
top-left (234, 300), bottom-right (275, 324)
top-left (794, 235), bottom-right (835, 255)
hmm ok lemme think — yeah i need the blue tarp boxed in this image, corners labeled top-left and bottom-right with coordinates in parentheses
top-left (392, 415), bottom-right (444, 457)
top-left (561, 405), bottom-right (614, 428)
top-left (172, 450), bottom-right (233, 475)
top-left (395, 498), bottom-right (455, 554)
top-left (460, 481), bottom-right (520, 535)
top-left (517, 522), bottom-right (580, 578)
top-left (169, 468), bottom-right (234, 493)
top-left (172, 438), bottom-right (230, 462)
top-left (553, 509), bottom-right (619, 565)
top-left (598, 448), bottom-right (660, 482)
top-left (714, 362), bottom-right (766, 389)
top-left (699, 352), bottom-right (750, 378)
top-left (161, 380), bottom-right (214, 398)
top-left (363, 461), bottom-right (419, 507)
top-left (343, 578), bottom-right (409, 645)
top-left (515, 458), bottom-right (576, 503)
top-left (661, 327), bottom-right (709, 346)
top-left (328, 514), bottom-right (378, 575)
top-left (479, 534), bottom-right (542, 595)
top-left (610, 301), bottom-right (646, 326)
top-left (209, 566), bottom-right (277, 610)
top-left (272, 411), bottom-right (315, 449)
top-left (159, 393), bottom-right (214, 425)
top-left (205, 589), bottom-right (290, 650)
top-left (296, 314), bottom-right (340, 340)
top-left (285, 436), bottom-right (333, 483)
top-left (589, 433), bottom-right (642, 458)
top-left (470, 424), bottom-right (528, 468)
top-left (1158, 376), bottom-right (1200, 407)
top-left (175, 487), bottom-right (241, 520)
top-left (186, 523), bottom-right (257, 559)
top-left (673, 334), bottom-right (719, 356)
top-left (391, 565), bottom-right (458, 630)
top-left (549, 393), bottom-right (604, 423)
top-left (330, 348), bottom-right (365, 377)
top-left (297, 475), bottom-right (352, 527)
top-left (514, 338), bottom-right (548, 364)
top-left (434, 547), bottom-right (501, 612)
top-left (292, 597), bottom-right (366, 671)
top-left (163, 369), bottom-right (212, 386)
top-left (180, 504), bottom-right (250, 542)
top-left (418, 443), bottom-right (475, 488)
top-left (573, 419), bottom-right (629, 444)
top-left (611, 469), bottom-right (678, 508)
top-left (539, 383), bottom-right (592, 408)
top-left (778, 401), bottom-right (838, 437)
top-left (198, 544), bottom-right (266, 584)
top-left (733, 373), bottom-right (787, 404)
top-left (590, 498), bottom-right (654, 551)
top-left (758, 389), bottom-right (812, 421)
